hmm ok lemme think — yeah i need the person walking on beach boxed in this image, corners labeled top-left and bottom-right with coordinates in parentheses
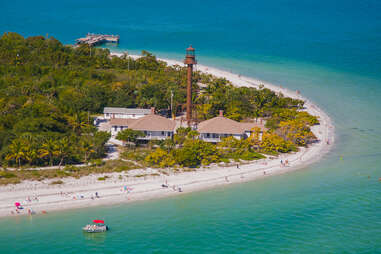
top-left (236, 164), bottom-right (239, 169)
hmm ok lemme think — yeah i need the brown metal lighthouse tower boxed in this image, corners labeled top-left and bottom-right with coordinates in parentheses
top-left (184, 45), bottom-right (197, 126)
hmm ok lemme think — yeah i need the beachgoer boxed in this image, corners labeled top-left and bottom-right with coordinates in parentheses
top-left (236, 164), bottom-right (239, 169)
top-left (225, 176), bottom-right (229, 182)
top-left (280, 160), bottom-right (283, 167)
top-left (263, 171), bottom-right (266, 175)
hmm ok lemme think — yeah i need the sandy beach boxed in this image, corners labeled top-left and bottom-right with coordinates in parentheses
top-left (0, 53), bottom-right (335, 218)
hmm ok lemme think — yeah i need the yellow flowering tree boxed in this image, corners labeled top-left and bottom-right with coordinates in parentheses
top-left (145, 148), bottom-right (176, 168)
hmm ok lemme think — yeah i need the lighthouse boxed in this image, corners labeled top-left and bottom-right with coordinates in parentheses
top-left (184, 45), bottom-right (197, 126)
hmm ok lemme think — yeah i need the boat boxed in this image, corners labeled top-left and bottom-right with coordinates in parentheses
top-left (82, 219), bottom-right (109, 233)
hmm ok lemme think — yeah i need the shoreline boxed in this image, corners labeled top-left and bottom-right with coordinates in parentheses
top-left (0, 53), bottom-right (335, 219)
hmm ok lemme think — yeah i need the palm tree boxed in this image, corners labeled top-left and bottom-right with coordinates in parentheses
top-left (25, 146), bottom-right (38, 166)
top-left (56, 137), bottom-right (71, 168)
top-left (20, 133), bottom-right (38, 165)
top-left (80, 138), bottom-right (95, 163)
top-left (39, 138), bottom-right (58, 166)
top-left (5, 139), bottom-right (27, 168)
top-left (65, 112), bottom-right (89, 134)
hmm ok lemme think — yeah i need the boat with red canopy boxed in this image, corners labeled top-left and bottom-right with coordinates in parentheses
top-left (82, 219), bottom-right (108, 233)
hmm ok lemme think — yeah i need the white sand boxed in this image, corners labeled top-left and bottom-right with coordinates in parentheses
top-left (0, 53), bottom-right (335, 218)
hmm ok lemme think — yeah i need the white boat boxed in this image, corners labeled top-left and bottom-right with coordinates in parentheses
top-left (82, 220), bottom-right (108, 233)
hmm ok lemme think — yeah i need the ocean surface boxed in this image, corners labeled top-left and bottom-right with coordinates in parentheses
top-left (1, 0), bottom-right (381, 253)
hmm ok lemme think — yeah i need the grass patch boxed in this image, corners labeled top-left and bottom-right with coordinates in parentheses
top-left (0, 160), bottom-right (141, 185)
top-left (50, 180), bottom-right (64, 185)
top-left (121, 148), bottom-right (150, 162)
top-left (0, 171), bottom-right (16, 179)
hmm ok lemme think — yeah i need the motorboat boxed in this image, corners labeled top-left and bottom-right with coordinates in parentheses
top-left (82, 219), bottom-right (108, 233)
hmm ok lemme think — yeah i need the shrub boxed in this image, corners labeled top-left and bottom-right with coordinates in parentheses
top-left (97, 176), bottom-right (110, 181)
top-left (239, 151), bottom-right (265, 161)
top-left (90, 159), bottom-right (105, 167)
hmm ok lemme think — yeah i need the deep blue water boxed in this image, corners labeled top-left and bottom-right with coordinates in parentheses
top-left (1, 0), bottom-right (381, 253)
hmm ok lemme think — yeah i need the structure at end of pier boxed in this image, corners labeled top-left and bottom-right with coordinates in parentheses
top-left (75, 33), bottom-right (120, 47)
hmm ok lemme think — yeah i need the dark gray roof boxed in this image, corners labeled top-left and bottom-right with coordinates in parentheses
top-left (103, 107), bottom-right (151, 115)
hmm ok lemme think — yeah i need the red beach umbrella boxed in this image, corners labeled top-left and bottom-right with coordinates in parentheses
top-left (93, 219), bottom-right (104, 224)
top-left (14, 202), bottom-right (21, 207)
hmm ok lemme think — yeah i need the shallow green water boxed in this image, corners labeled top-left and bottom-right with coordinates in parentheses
top-left (1, 0), bottom-right (381, 253)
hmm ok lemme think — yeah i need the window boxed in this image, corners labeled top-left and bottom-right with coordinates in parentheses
top-left (168, 132), bottom-right (171, 137)
top-left (206, 133), bottom-right (210, 138)
top-left (114, 126), bottom-right (117, 131)
top-left (161, 131), bottom-right (165, 135)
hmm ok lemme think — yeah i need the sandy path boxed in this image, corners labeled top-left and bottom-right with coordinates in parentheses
top-left (0, 54), bottom-right (334, 218)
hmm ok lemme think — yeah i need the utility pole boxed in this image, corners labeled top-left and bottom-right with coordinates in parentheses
top-left (171, 90), bottom-right (174, 119)
top-left (127, 51), bottom-right (130, 71)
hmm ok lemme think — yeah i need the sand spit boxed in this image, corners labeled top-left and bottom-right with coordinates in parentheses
top-left (0, 53), bottom-right (334, 218)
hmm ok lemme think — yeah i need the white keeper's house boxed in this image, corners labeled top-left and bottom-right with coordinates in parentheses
top-left (109, 107), bottom-right (176, 140)
top-left (197, 110), bottom-right (266, 143)
top-left (103, 107), bottom-right (151, 119)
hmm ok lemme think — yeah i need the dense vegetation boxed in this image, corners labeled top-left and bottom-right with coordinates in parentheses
top-left (0, 32), bottom-right (318, 170)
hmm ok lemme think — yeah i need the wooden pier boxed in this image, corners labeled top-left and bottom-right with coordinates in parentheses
top-left (75, 33), bottom-right (120, 47)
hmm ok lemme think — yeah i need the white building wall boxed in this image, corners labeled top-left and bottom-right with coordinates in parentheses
top-left (110, 127), bottom-right (173, 140)
top-left (244, 131), bottom-right (263, 140)
top-left (104, 113), bottom-right (148, 119)
top-left (199, 133), bottom-right (243, 142)
top-left (111, 125), bottom-right (128, 136)
top-left (138, 131), bottom-right (173, 140)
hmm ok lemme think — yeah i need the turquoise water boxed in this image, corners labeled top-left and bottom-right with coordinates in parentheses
top-left (2, 0), bottom-right (381, 252)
